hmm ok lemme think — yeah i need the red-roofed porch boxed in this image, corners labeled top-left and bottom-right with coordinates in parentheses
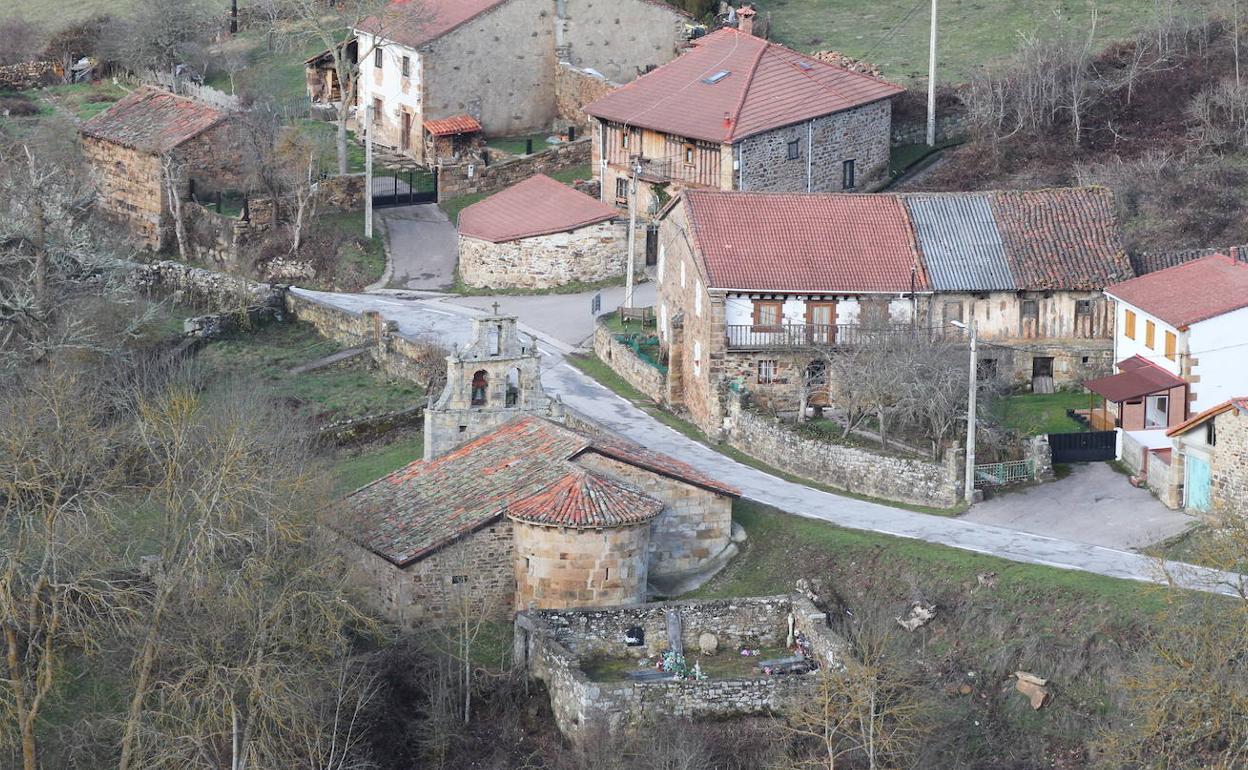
top-left (1083, 355), bottom-right (1189, 431)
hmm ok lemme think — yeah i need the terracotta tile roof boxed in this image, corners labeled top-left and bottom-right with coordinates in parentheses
top-left (681, 189), bottom-right (925, 293)
top-left (343, 416), bottom-right (738, 566)
top-left (506, 469), bottom-right (664, 528)
top-left (1084, 355), bottom-right (1187, 403)
top-left (989, 187), bottom-right (1132, 290)
top-left (678, 187), bottom-right (1128, 294)
top-left (80, 86), bottom-right (228, 154)
top-left (1105, 254), bottom-right (1248, 328)
top-left (356, 0), bottom-right (510, 49)
top-left (585, 28), bottom-right (904, 143)
top-left (424, 114), bottom-right (482, 136)
top-left (1167, 396), bottom-right (1248, 436)
top-left (457, 174), bottom-right (619, 242)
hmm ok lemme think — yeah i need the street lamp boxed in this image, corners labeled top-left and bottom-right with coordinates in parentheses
top-left (950, 319), bottom-right (977, 503)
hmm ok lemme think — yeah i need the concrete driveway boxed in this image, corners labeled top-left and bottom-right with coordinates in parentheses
top-left (962, 463), bottom-right (1196, 550)
top-left (377, 204), bottom-right (458, 291)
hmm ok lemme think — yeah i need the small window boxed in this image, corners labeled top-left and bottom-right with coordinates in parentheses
top-left (1164, 330), bottom-right (1176, 360)
top-left (1145, 320), bottom-right (1156, 349)
top-left (757, 359), bottom-right (778, 383)
top-left (401, 55), bottom-right (410, 77)
top-left (806, 359), bottom-right (828, 386)
top-left (372, 97), bottom-right (383, 126)
top-left (451, 575), bottom-right (468, 584)
top-left (1124, 309), bottom-right (1136, 339)
top-left (944, 301), bottom-right (963, 324)
top-left (1208, 420), bottom-right (1218, 446)
top-left (373, 47), bottom-right (383, 68)
top-left (615, 177), bottom-right (629, 203)
top-left (1075, 299), bottom-right (1093, 318)
top-left (787, 139), bottom-right (801, 160)
top-left (702, 70), bottom-right (731, 84)
top-left (695, 282), bottom-right (702, 316)
top-left (753, 300), bottom-right (782, 330)
top-left (620, 130), bottom-right (630, 149)
top-left (684, 144), bottom-right (695, 164)
top-left (842, 159), bottom-right (856, 189)
top-left (1021, 299), bottom-right (1039, 320)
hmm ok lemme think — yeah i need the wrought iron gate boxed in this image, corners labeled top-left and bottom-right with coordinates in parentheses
top-left (371, 168), bottom-right (437, 207)
top-left (1048, 430), bottom-right (1116, 463)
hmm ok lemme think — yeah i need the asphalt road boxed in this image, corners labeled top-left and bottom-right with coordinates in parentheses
top-left (291, 287), bottom-right (1245, 598)
top-left (377, 204), bottom-right (458, 291)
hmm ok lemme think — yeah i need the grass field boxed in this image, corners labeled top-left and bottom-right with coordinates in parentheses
top-left (333, 433), bottom-right (425, 493)
top-left (993, 390), bottom-right (1098, 435)
top-left (755, 0), bottom-right (1215, 83)
top-left (6, 0), bottom-right (133, 43)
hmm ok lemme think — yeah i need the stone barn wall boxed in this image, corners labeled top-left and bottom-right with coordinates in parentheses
top-left (458, 219), bottom-right (625, 290)
top-left (83, 136), bottom-right (166, 249)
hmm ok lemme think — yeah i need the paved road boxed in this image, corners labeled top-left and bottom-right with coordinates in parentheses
top-left (447, 282), bottom-right (658, 348)
top-left (291, 288), bottom-right (1245, 598)
top-left (376, 204), bottom-right (458, 291)
top-left (965, 463), bottom-right (1195, 550)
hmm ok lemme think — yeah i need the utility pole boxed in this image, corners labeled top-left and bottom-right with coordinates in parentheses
top-left (229, 0), bottom-right (238, 34)
top-left (365, 101), bottom-right (374, 239)
top-left (624, 157), bottom-right (640, 309)
top-left (927, 0), bottom-right (938, 146)
top-left (964, 319), bottom-right (977, 503)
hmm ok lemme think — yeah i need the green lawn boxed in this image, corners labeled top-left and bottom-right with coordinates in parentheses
top-left (198, 321), bottom-right (423, 423)
top-left (485, 132), bottom-right (556, 156)
top-left (547, 163), bottom-right (593, 184)
top-left (756, 0), bottom-right (1215, 83)
top-left (299, 120), bottom-right (367, 174)
top-left (334, 433), bottom-right (425, 493)
top-left (5, 0), bottom-right (134, 45)
top-left (203, 30), bottom-right (328, 105)
top-left (993, 390), bottom-right (1099, 435)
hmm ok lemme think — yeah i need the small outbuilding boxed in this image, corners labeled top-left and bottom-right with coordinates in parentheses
top-left (423, 114), bottom-right (484, 164)
top-left (457, 174), bottom-right (626, 290)
top-left (80, 86), bottom-right (241, 249)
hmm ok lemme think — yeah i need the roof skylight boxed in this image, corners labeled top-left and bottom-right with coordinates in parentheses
top-left (702, 70), bottom-right (731, 84)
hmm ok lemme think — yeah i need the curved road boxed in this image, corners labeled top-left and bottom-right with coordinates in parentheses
top-left (293, 288), bottom-right (1246, 598)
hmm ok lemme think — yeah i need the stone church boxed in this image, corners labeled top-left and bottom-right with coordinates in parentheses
top-left (341, 310), bottom-right (739, 626)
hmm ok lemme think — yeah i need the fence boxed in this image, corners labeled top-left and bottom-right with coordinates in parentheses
top-left (973, 459), bottom-right (1036, 487)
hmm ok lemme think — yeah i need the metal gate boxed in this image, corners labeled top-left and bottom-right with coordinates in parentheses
top-left (371, 168), bottom-right (437, 207)
top-left (1048, 430), bottom-right (1116, 463)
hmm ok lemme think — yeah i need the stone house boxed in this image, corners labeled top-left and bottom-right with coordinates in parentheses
top-left (584, 27), bottom-right (904, 218)
top-left (655, 187), bottom-right (1132, 434)
top-left (457, 173), bottom-right (625, 290)
top-left (328, 0), bottom-right (690, 163)
top-left (1163, 398), bottom-right (1248, 514)
top-left (80, 86), bottom-right (241, 250)
top-left (340, 415), bottom-right (739, 625)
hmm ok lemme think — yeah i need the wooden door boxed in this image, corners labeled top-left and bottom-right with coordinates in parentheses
top-left (401, 112), bottom-right (412, 152)
top-left (806, 301), bottom-right (837, 344)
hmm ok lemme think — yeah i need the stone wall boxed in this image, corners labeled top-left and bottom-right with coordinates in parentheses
top-left (593, 322), bottom-right (667, 403)
top-left (341, 518), bottom-right (516, 627)
top-left (724, 397), bottom-right (965, 508)
top-left (512, 518), bottom-right (652, 611)
top-left (437, 138), bottom-right (592, 204)
top-left (555, 61), bottom-right (619, 127)
top-left (559, 0), bottom-right (689, 84)
top-left (517, 594), bottom-right (848, 739)
top-left (737, 99), bottom-right (892, 193)
top-left (458, 218), bottom-right (626, 290)
top-left (0, 61), bottom-right (60, 90)
top-left (1212, 408), bottom-right (1248, 516)
top-left (575, 452), bottom-right (733, 582)
top-left (128, 259), bottom-right (274, 309)
top-left (84, 136), bottom-right (166, 250)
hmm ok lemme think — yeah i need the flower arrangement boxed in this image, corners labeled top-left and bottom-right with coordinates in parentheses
top-left (657, 649), bottom-right (706, 681)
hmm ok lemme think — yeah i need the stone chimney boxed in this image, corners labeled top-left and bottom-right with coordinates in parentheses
top-left (737, 5), bottom-right (756, 36)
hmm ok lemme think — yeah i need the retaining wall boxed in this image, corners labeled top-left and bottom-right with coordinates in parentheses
top-left (593, 322), bottom-right (667, 403)
top-left (437, 138), bottom-right (592, 204)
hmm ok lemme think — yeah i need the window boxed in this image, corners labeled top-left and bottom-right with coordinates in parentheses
top-left (401, 55), bottom-right (410, 77)
top-left (943, 301), bottom-right (963, 325)
top-left (692, 340), bottom-right (702, 377)
top-left (806, 359), bottom-right (828, 386)
top-left (1021, 299), bottom-right (1039, 321)
top-left (787, 139), bottom-right (801, 160)
top-left (1075, 299), bottom-right (1092, 319)
top-left (694, 282), bottom-right (702, 316)
top-left (1208, 420), bottom-right (1218, 446)
top-left (753, 300), bottom-right (783, 330)
top-left (684, 144), bottom-right (695, 164)
top-left (1124, 309), bottom-right (1136, 339)
top-left (1145, 320), bottom-right (1156, 349)
top-left (451, 575), bottom-right (468, 584)
top-left (757, 360), bottom-right (778, 384)
top-left (372, 97), bottom-right (383, 126)
top-left (615, 177), bottom-right (629, 203)
top-left (680, 260), bottom-right (686, 288)
top-left (620, 130), bottom-right (630, 149)
top-left (373, 47), bottom-right (383, 68)
top-left (1164, 330), bottom-right (1176, 360)
top-left (842, 159), bottom-right (856, 189)
top-left (702, 70), bottom-right (731, 84)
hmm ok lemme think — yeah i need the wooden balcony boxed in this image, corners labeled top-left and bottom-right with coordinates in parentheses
top-left (724, 323), bottom-right (916, 350)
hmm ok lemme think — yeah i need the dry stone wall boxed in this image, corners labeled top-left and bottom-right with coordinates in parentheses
top-left (555, 62), bottom-right (619, 127)
top-left (1212, 408), bottom-right (1248, 515)
top-left (459, 220), bottom-right (625, 290)
top-left (437, 138), bottom-right (592, 203)
top-left (593, 322), bottom-right (667, 403)
top-left (725, 397), bottom-right (964, 508)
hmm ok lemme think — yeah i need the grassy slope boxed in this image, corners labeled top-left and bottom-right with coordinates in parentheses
top-left (993, 391), bottom-right (1099, 435)
top-left (757, 0), bottom-right (1215, 83)
top-left (333, 433), bottom-right (425, 494)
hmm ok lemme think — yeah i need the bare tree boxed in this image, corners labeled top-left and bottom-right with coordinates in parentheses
top-left (161, 154), bottom-right (191, 260)
top-left (102, 0), bottom-right (214, 79)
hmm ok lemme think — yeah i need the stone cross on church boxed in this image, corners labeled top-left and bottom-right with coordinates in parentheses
top-left (423, 307), bottom-right (549, 459)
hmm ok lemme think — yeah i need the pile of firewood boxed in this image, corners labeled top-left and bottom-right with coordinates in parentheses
top-left (811, 51), bottom-right (883, 78)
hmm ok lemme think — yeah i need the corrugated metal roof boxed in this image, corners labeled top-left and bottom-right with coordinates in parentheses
top-left (905, 194), bottom-right (1014, 292)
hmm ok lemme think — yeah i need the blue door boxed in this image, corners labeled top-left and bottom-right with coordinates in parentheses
top-left (1186, 455), bottom-right (1212, 512)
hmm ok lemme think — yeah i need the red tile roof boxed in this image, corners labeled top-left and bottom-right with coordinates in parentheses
top-left (356, 0), bottom-right (509, 49)
top-left (1166, 396), bottom-right (1248, 436)
top-left (507, 469), bottom-right (664, 528)
top-left (80, 86), bottom-right (228, 154)
top-left (585, 28), bottom-right (904, 143)
top-left (681, 189), bottom-right (926, 293)
top-left (1084, 355), bottom-right (1187, 403)
top-left (1105, 254), bottom-right (1248, 328)
top-left (457, 174), bottom-right (619, 242)
top-left (989, 187), bottom-right (1132, 290)
top-left (424, 114), bottom-right (482, 136)
top-left (343, 416), bottom-right (737, 566)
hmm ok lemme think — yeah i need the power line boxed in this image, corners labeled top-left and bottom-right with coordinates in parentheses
top-left (861, 0), bottom-right (926, 61)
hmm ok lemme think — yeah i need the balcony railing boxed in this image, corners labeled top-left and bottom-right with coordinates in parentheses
top-left (725, 323), bottom-right (923, 350)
